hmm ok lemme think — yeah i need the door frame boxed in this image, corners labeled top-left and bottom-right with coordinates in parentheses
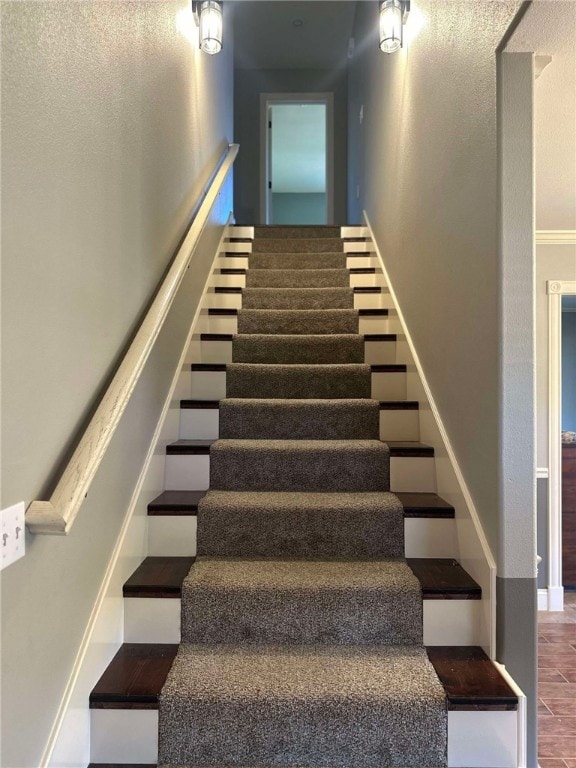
top-left (547, 279), bottom-right (576, 611)
top-left (259, 92), bottom-right (334, 225)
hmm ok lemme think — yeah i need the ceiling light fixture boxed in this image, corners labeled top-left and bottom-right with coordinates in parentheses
top-left (379, 0), bottom-right (409, 54)
top-left (192, 0), bottom-right (223, 54)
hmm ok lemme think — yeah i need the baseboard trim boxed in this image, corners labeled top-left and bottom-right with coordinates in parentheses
top-left (42, 215), bottom-right (234, 768)
top-left (538, 588), bottom-right (548, 611)
top-left (538, 586), bottom-right (565, 612)
top-left (536, 230), bottom-right (576, 245)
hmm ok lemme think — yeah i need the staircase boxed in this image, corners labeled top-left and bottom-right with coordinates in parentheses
top-left (88, 226), bottom-right (520, 768)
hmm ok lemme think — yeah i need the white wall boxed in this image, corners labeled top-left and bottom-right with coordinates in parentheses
top-left (0, 2), bottom-right (233, 765)
top-left (506, 1), bottom-right (576, 231)
top-left (348, 0), bottom-right (522, 555)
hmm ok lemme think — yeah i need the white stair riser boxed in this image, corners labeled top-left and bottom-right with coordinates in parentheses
top-left (390, 456), bottom-right (436, 493)
top-left (189, 370), bottom-right (407, 401)
top-left (201, 313), bottom-right (392, 335)
top-left (179, 408), bottom-right (419, 442)
top-left (423, 601), bottom-right (481, 645)
top-left (404, 518), bottom-right (457, 557)
top-left (148, 515), bottom-right (197, 556)
top-left (223, 241), bottom-right (252, 253)
top-left (227, 226), bottom-right (254, 238)
top-left (124, 598), bottom-right (181, 643)
top-left (344, 241), bottom-right (373, 253)
top-left (147, 516), bottom-right (452, 560)
top-left (164, 454), bottom-right (435, 494)
top-left (199, 339), bottom-right (397, 365)
top-left (217, 255), bottom-right (376, 270)
top-left (203, 290), bottom-right (393, 310)
top-left (211, 273), bottom-right (384, 289)
top-left (341, 226), bottom-right (369, 238)
top-left (124, 597), bottom-right (481, 646)
top-left (90, 710), bottom-right (158, 763)
top-left (90, 702), bottom-right (517, 766)
top-left (448, 711), bottom-right (517, 767)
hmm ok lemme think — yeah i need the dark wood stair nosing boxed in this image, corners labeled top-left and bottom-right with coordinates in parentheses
top-left (207, 308), bottom-right (238, 316)
top-left (165, 439), bottom-right (432, 457)
top-left (207, 308), bottom-right (390, 317)
top-left (199, 332), bottom-right (396, 342)
top-left (89, 643), bottom-right (516, 712)
top-left (190, 363), bottom-right (407, 373)
top-left (148, 491), bottom-right (454, 519)
top-left (166, 439), bottom-right (214, 455)
top-left (191, 363), bottom-right (227, 372)
top-left (89, 643), bottom-right (178, 710)
top-left (123, 556), bottom-right (196, 598)
top-left (179, 399), bottom-right (418, 411)
top-left (123, 555), bottom-right (480, 601)
top-left (148, 490), bottom-right (206, 515)
top-left (427, 646), bottom-right (518, 711)
top-left (395, 492), bottom-right (455, 518)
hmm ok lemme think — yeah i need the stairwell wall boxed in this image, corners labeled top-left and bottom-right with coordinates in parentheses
top-left (348, 0), bottom-right (522, 558)
top-left (348, 3), bottom-right (539, 763)
top-left (0, 3), bottom-right (233, 766)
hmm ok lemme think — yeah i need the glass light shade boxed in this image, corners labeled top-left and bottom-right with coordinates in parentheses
top-left (380, 0), bottom-right (403, 54)
top-left (200, 0), bottom-right (223, 54)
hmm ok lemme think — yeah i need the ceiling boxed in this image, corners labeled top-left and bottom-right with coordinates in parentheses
top-left (231, 1), bottom-right (358, 70)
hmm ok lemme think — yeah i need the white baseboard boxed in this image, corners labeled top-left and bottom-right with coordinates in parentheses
top-left (44, 217), bottom-right (233, 768)
top-left (538, 588), bottom-right (548, 611)
top-left (539, 586), bottom-right (565, 612)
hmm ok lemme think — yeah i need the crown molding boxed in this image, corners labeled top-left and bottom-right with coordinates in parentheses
top-left (536, 230), bottom-right (576, 245)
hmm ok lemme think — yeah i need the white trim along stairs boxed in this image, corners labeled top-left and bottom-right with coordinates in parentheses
top-left (86, 225), bottom-right (524, 768)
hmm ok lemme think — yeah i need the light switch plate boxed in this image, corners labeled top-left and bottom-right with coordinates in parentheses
top-left (1, 501), bottom-right (26, 570)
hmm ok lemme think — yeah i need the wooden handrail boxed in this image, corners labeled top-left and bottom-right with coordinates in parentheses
top-left (26, 144), bottom-right (239, 535)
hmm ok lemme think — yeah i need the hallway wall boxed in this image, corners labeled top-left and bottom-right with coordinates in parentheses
top-left (0, 2), bottom-right (233, 765)
top-left (348, 0), bottom-right (521, 568)
top-left (347, 2), bottom-right (539, 763)
top-left (233, 68), bottom-right (347, 224)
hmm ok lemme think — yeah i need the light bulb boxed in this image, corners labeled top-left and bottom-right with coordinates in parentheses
top-left (380, 0), bottom-right (403, 54)
top-left (200, 0), bottom-right (223, 55)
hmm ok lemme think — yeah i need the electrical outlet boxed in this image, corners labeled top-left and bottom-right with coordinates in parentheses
top-left (356, 184), bottom-right (360, 200)
top-left (359, 105), bottom-right (364, 124)
top-left (1, 502), bottom-right (26, 570)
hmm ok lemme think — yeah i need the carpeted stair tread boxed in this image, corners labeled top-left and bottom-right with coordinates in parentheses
top-left (180, 558), bottom-right (422, 646)
top-left (237, 309), bottom-right (359, 335)
top-left (158, 644), bottom-right (447, 767)
top-left (246, 268), bottom-right (349, 289)
top-left (254, 225), bottom-right (341, 239)
top-left (242, 287), bottom-right (354, 309)
top-left (249, 252), bottom-right (347, 270)
top-left (226, 363), bottom-right (371, 399)
top-left (210, 439), bottom-right (390, 492)
top-left (197, 490), bottom-right (404, 557)
top-left (232, 334), bottom-right (365, 364)
top-left (252, 237), bottom-right (344, 253)
top-left (219, 398), bottom-right (379, 440)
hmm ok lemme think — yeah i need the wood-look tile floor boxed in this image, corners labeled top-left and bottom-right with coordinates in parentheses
top-left (539, 591), bottom-right (576, 766)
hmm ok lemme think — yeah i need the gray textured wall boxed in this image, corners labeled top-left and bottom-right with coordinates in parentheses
top-left (0, 2), bottom-right (233, 764)
top-left (348, 0), bottom-right (521, 556)
top-left (234, 68), bottom-right (347, 224)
